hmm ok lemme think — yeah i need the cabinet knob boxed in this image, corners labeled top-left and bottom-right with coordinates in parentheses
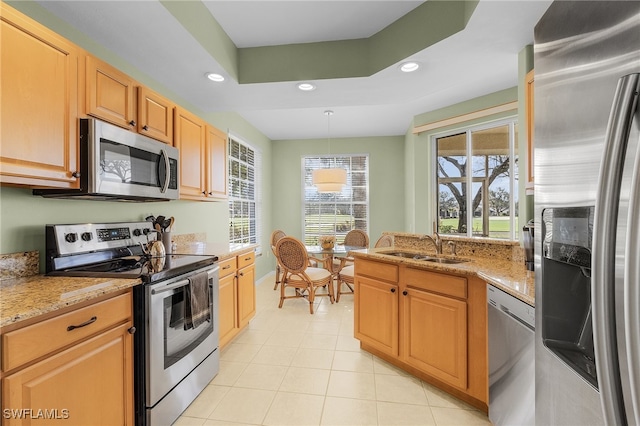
top-left (402, 290), bottom-right (408, 296)
top-left (390, 288), bottom-right (396, 293)
top-left (129, 120), bottom-right (136, 127)
top-left (128, 326), bottom-right (136, 335)
top-left (202, 191), bottom-right (207, 195)
top-left (71, 171), bottom-right (81, 178)
top-left (208, 192), bottom-right (213, 196)
top-left (142, 125), bottom-right (149, 131)
top-left (239, 272), bottom-right (244, 277)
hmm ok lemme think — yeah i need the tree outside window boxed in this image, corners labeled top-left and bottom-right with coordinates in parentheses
top-left (436, 121), bottom-right (519, 239)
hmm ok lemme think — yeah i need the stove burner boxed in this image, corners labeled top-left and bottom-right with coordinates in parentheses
top-left (80, 256), bottom-right (146, 274)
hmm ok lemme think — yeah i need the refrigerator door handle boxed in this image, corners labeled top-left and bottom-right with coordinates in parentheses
top-left (592, 73), bottom-right (639, 426)
top-left (625, 129), bottom-right (640, 424)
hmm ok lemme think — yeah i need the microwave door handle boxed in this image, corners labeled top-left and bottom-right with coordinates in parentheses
top-left (159, 149), bottom-right (170, 193)
top-left (592, 73), bottom-right (639, 426)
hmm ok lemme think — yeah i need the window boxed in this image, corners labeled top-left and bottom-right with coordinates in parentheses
top-left (228, 136), bottom-right (261, 251)
top-left (303, 155), bottom-right (369, 245)
top-left (435, 119), bottom-right (519, 240)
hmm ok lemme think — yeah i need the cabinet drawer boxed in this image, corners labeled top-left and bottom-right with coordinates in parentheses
top-left (404, 268), bottom-right (467, 299)
top-left (218, 257), bottom-right (237, 278)
top-left (237, 251), bottom-right (255, 269)
top-left (355, 258), bottom-right (399, 282)
top-left (2, 292), bottom-right (132, 372)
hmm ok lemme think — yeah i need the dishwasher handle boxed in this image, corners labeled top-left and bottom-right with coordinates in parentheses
top-left (499, 304), bottom-right (535, 332)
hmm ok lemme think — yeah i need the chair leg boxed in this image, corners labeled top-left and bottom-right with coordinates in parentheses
top-left (278, 275), bottom-right (286, 308)
top-left (273, 265), bottom-right (281, 290)
top-left (308, 286), bottom-right (315, 314)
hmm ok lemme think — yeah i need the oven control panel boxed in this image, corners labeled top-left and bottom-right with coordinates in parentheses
top-left (48, 221), bottom-right (157, 255)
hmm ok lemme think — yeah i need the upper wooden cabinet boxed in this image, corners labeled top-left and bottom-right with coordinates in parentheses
top-left (174, 107), bottom-right (228, 201)
top-left (174, 107), bottom-right (207, 199)
top-left (137, 86), bottom-right (174, 144)
top-left (525, 69), bottom-right (535, 188)
top-left (86, 56), bottom-right (174, 144)
top-left (86, 56), bottom-right (136, 130)
top-left (206, 125), bottom-right (228, 200)
top-left (0, 3), bottom-right (80, 188)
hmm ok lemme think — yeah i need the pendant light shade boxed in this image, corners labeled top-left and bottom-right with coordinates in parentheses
top-left (314, 110), bottom-right (347, 193)
top-left (312, 168), bottom-right (347, 193)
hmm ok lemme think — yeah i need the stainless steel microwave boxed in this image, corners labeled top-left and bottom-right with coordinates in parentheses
top-left (34, 118), bottom-right (179, 201)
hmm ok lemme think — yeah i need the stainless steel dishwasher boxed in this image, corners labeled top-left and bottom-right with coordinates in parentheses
top-left (488, 284), bottom-right (535, 426)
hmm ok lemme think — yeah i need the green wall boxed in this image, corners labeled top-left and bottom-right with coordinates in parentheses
top-left (404, 87), bottom-right (520, 236)
top-left (0, 2), bottom-right (274, 279)
top-left (270, 136), bottom-right (406, 250)
top-left (1, 1), bottom-right (534, 280)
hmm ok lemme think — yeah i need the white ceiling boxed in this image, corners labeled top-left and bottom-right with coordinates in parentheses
top-left (34, 0), bottom-right (552, 140)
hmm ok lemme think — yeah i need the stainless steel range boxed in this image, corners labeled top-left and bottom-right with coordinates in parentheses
top-left (45, 221), bottom-right (220, 426)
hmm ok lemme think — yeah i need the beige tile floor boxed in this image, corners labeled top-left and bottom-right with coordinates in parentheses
top-left (174, 272), bottom-right (492, 426)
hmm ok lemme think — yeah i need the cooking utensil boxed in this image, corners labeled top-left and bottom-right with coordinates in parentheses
top-left (167, 217), bottom-right (175, 231)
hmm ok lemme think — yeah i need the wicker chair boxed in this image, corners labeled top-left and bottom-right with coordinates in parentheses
top-left (373, 234), bottom-right (393, 248)
top-left (271, 230), bottom-right (287, 290)
top-left (333, 229), bottom-right (369, 301)
top-left (336, 233), bottom-right (393, 302)
top-left (275, 236), bottom-right (334, 314)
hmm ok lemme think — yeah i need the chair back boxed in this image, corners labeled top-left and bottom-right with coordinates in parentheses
top-left (374, 235), bottom-right (393, 248)
top-left (343, 229), bottom-right (369, 248)
top-left (271, 230), bottom-right (286, 247)
top-left (275, 237), bottom-right (309, 274)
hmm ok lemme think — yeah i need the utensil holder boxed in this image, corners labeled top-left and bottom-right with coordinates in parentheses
top-left (162, 231), bottom-right (172, 254)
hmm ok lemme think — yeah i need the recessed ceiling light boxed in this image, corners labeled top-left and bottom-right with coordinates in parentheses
top-left (400, 62), bottom-right (420, 73)
top-left (205, 72), bottom-right (224, 82)
top-left (297, 82), bottom-right (316, 91)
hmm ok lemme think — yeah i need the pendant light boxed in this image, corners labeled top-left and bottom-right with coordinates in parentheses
top-left (313, 110), bottom-right (347, 193)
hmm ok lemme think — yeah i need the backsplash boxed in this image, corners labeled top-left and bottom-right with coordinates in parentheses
top-left (0, 251), bottom-right (39, 280)
top-left (387, 232), bottom-right (524, 263)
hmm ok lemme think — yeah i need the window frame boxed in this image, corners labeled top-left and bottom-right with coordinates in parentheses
top-left (228, 133), bottom-right (261, 253)
top-left (432, 116), bottom-right (519, 240)
top-left (301, 154), bottom-right (370, 245)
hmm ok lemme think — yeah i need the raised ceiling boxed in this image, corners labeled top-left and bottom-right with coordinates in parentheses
top-left (27, 0), bottom-right (552, 140)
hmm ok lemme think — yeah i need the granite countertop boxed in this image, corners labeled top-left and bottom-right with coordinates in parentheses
top-left (174, 242), bottom-right (257, 261)
top-left (351, 247), bottom-right (534, 306)
top-left (0, 275), bottom-right (141, 328)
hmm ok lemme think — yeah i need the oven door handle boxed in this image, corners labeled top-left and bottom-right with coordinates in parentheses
top-left (151, 268), bottom-right (217, 295)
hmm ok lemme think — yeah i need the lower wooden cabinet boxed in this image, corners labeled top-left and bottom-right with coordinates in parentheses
top-left (1, 291), bottom-right (134, 425)
top-left (237, 251), bottom-right (256, 328)
top-left (354, 257), bottom-right (488, 411)
top-left (402, 286), bottom-right (467, 389)
top-left (218, 250), bottom-right (256, 348)
top-left (354, 274), bottom-right (399, 356)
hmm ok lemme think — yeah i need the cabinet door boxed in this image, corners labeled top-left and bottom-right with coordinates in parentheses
top-left (218, 272), bottom-right (238, 348)
top-left (86, 56), bottom-right (136, 129)
top-left (206, 125), bottom-right (228, 199)
top-left (237, 264), bottom-right (256, 328)
top-left (0, 4), bottom-right (79, 188)
top-left (402, 288), bottom-right (467, 389)
top-left (137, 86), bottom-right (174, 145)
top-left (3, 323), bottom-right (134, 426)
top-left (174, 107), bottom-right (206, 199)
top-left (354, 275), bottom-right (399, 356)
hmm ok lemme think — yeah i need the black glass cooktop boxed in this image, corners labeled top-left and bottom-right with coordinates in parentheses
top-left (50, 253), bottom-right (217, 283)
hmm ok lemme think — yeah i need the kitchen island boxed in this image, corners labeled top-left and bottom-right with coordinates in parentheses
top-left (350, 233), bottom-right (533, 414)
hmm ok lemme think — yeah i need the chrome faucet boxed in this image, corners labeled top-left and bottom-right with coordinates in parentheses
top-left (421, 232), bottom-right (443, 255)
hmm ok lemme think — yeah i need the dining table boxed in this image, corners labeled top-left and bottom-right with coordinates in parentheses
top-left (305, 245), bottom-right (367, 273)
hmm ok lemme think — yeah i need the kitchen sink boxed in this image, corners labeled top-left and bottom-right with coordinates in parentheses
top-left (421, 257), bottom-right (469, 264)
top-left (382, 251), bottom-right (469, 264)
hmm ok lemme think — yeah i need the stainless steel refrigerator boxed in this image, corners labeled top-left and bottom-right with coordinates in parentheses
top-left (534, 1), bottom-right (640, 425)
